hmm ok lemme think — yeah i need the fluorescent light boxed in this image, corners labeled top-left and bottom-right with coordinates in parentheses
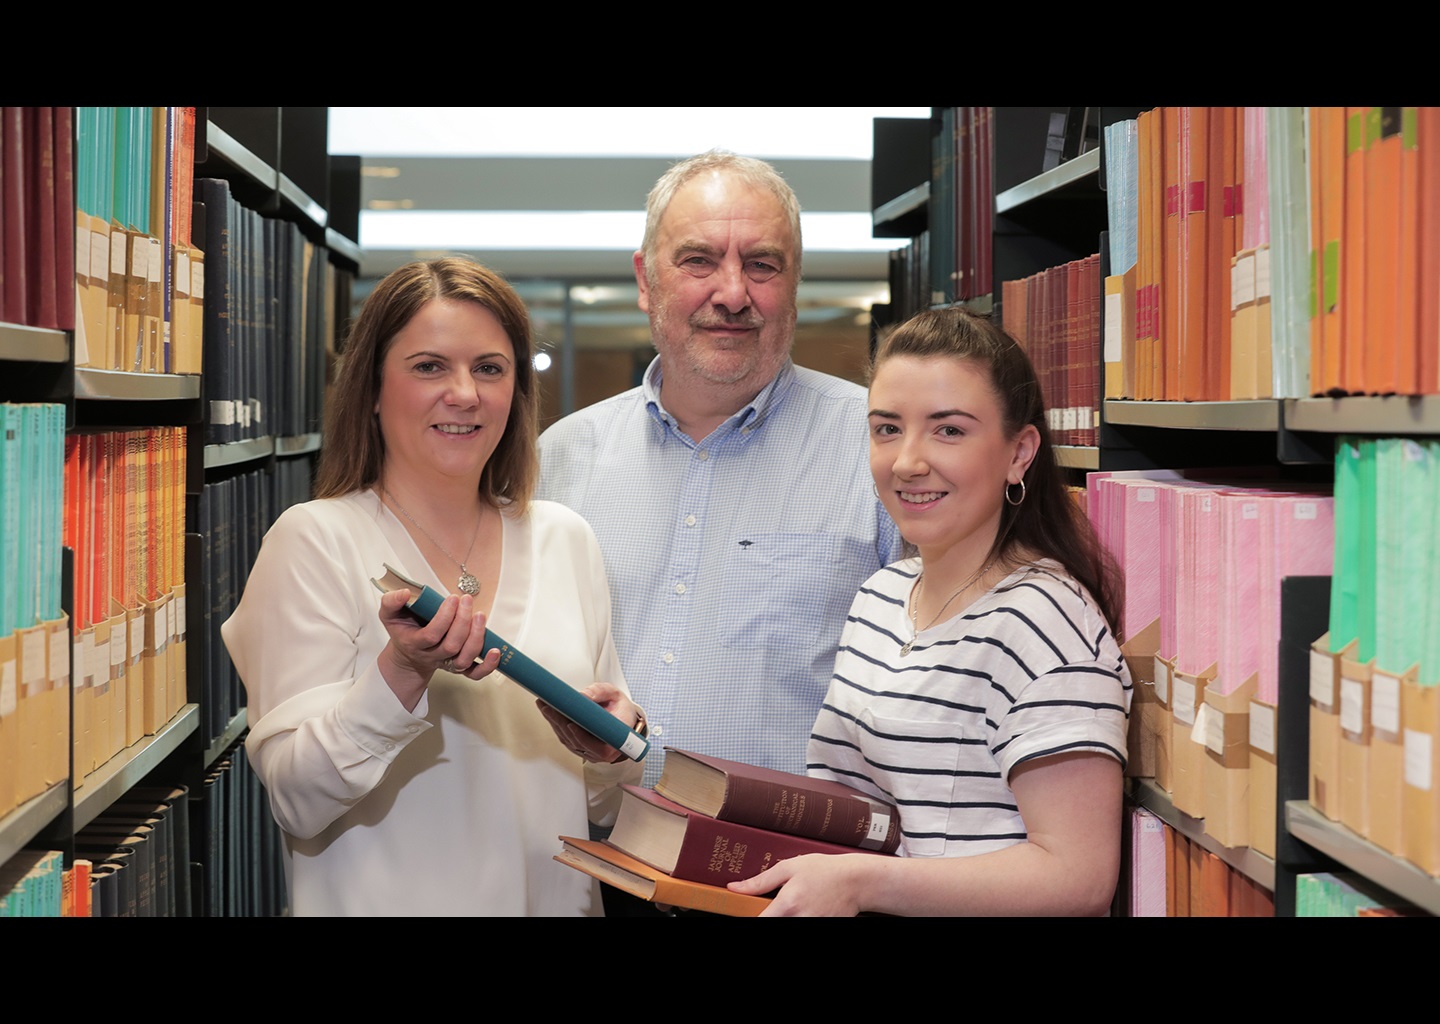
top-left (330, 107), bottom-right (930, 159)
top-left (361, 210), bottom-right (903, 252)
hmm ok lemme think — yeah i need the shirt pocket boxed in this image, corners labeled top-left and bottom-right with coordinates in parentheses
top-left (858, 708), bottom-right (1009, 859)
top-left (716, 532), bottom-right (845, 650)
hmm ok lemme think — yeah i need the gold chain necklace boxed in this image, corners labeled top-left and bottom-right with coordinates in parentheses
top-left (382, 486), bottom-right (483, 596)
top-left (900, 557), bottom-right (996, 657)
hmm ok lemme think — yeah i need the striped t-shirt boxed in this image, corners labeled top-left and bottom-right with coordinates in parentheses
top-left (807, 558), bottom-right (1131, 859)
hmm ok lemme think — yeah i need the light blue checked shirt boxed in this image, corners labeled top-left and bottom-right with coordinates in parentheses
top-left (537, 357), bottom-right (902, 789)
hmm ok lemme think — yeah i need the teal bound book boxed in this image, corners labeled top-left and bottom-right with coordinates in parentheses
top-left (370, 563), bottom-right (648, 762)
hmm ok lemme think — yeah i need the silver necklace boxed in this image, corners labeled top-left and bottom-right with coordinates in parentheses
top-left (900, 557), bottom-right (996, 657)
top-left (383, 486), bottom-right (483, 596)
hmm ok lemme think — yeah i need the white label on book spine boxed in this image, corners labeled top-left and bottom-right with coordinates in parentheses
top-left (210, 400), bottom-right (235, 425)
top-left (1249, 702), bottom-right (1276, 754)
top-left (1173, 677), bottom-right (1197, 726)
top-left (176, 594), bottom-right (186, 640)
top-left (1232, 255), bottom-right (1255, 306)
top-left (49, 627), bottom-right (69, 685)
top-left (93, 635), bottom-right (108, 682)
top-left (1137, 488), bottom-right (1156, 503)
top-left (618, 732), bottom-right (648, 761)
top-left (1104, 290), bottom-right (1122, 362)
top-left (1340, 677), bottom-right (1364, 734)
top-left (148, 238), bottom-right (162, 284)
top-left (73, 638), bottom-right (85, 690)
top-left (1242, 502), bottom-right (1259, 520)
top-left (93, 230), bottom-right (111, 279)
top-left (1191, 702), bottom-right (1211, 744)
top-left (130, 234), bottom-right (147, 277)
top-left (175, 251), bottom-right (190, 298)
top-left (84, 632), bottom-right (97, 685)
top-left (1405, 730), bottom-right (1433, 791)
top-left (1372, 671), bottom-right (1401, 735)
top-left (0, 659), bottom-right (15, 717)
top-left (76, 226), bottom-right (91, 281)
top-left (192, 260), bottom-right (204, 300)
top-left (110, 628), bottom-right (124, 668)
top-left (21, 630), bottom-right (45, 686)
top-left (1153, 657), bottom-right (1169, 704)
top-left (1309, 649), bottom-right (1335, 709)
top-left (867, 811), bottom-right (892, 845)
top-left (1404, 439), bottom-right (1427, 462)
top-left (1294, 502), bottom-right (1317, 520)
top-left (1255, 246), bottom-right (1272, 298)
top-left (1202, 493), bottom-right (1213, 512)
top-left (1203, 702), bottom-right (1225, 754)
top-left (130, 616), bottom-right (144, 662)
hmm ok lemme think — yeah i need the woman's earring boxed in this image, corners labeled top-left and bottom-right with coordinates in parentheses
top-left (873, 481), bottom-right (881, 500)
top-left (1005, 479), bottom-right (1026, 507)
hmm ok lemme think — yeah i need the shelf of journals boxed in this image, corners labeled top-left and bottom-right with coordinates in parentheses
top-left (1286, 801), bottom-right (1440, 915)
top-left (1130, 778), bottom-right (1275, 891)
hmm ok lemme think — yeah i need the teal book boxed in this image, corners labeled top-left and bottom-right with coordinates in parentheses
top-left (0, 405), bottom-right (18, 635)
top-left (370, 563), bottom-right (648, 762)
top-left (1329, 437), bottom-right (1361, 653)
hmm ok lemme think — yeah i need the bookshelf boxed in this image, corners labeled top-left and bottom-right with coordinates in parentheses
top-left (0, 106), bottom-right (358, 916)
top-left (872, 106), bottom-right (1440, 917)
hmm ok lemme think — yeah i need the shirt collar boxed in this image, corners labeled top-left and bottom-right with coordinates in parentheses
top-left (643, 356), bottom-right (795, 442)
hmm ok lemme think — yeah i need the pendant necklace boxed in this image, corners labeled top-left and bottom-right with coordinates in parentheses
top-left (382, 486), bottom-right (484, 597)
top-left (900, 556), bottom-right (996, 657)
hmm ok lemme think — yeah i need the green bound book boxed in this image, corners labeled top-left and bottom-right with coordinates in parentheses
top-left (370, 563), bottom-right (648, 763)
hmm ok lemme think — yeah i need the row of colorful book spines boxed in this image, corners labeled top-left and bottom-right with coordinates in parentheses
top-left (1001, 257), bottom-right (1102, 445)
top-left (73, 210), bottom-right (203, 375)
top-left (64, 427), bottom-right (187, 630)
top-left (1129, 810), bottom-right (1274, 917)
top-left (70, 585), bottom-right (189, 785)
top-left (1102, 254), bottom-right (1277, 403)
top-left (0, 849), bottom-right (69, 917)
top-left (1086, 475), bottom-right (1335, 655)
top-left (1112, 107), bottom-right (1440, 400)
top-left (74, 107), bottom-right (195, 244)
top-left (1, 107), bottom-right (76, 332)
top-left (0, 403), bottom-right (65, 636)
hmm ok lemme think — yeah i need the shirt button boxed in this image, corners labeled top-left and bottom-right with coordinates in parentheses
top-left (684, 514), bottom-right (697, 527)
top-left (407, 725), bottom-right (420, 734)
top-left (674, 583), bottom-right (687, 595)
top-left (696, 450), bottom-right (710, 461)
top-left (383, 742), bottom-right (395, 751)
top-left (662, 652), bottom-right (675, 664)
top-left (653, 724), bottom-right (664, 737)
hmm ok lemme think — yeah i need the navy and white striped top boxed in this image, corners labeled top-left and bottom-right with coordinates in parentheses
top-left (807, 558), bottom-right (1131, 859)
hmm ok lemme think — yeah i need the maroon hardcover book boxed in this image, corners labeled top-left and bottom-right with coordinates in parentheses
top-left (3, 106), bottom-right (28, 325)
top-left (27, 106), bottom-right (59, 330)
top-left (655, 746), bottom-right (901, 854)
top-left (607, 784), bottom-right (892, 886)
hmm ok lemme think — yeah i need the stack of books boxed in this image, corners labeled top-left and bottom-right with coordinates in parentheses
top-left (556, 747), bottom-right (901, 916)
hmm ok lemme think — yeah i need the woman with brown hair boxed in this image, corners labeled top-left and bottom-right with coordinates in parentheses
top-left (223, 257), bottom-right (640, 916)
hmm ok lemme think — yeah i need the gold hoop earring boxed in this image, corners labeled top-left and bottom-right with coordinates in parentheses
top-left (1005, 479), bottom-right (1026, 507)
